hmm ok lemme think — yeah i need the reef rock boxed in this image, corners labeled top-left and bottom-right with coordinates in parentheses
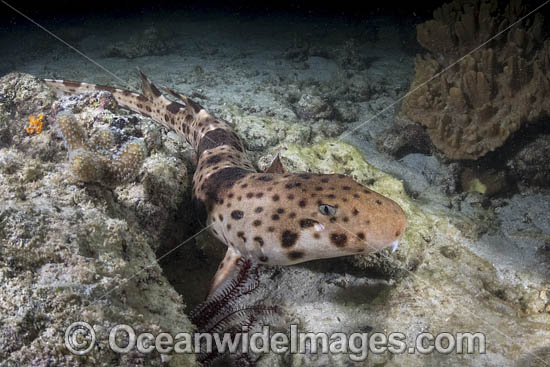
top-left (507, 134), bottom-right (550, 189)
top-left (376, 123), bottom-right (432, 158)
top-left (104, 27), bottom-right (170, 59)
top-left (0, 73), bottom-right (195, 366)
top-left (255, 139), bottom-right (550, 366)
top-left (402, 0), bottom-right (550, 160)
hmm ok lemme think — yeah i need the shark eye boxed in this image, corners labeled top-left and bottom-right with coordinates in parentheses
top-left (318, 204), bottom-right (336, 216)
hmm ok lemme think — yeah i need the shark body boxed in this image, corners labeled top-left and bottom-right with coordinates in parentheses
top-left (44, 72), bottom-right (407, 293)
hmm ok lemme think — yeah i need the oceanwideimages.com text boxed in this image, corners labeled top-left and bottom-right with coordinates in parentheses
top-left (65, 322), bottom-right (486, 361)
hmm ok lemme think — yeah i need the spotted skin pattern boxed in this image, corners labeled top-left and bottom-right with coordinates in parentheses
top-left (44, 73), bottom-right (407, 293)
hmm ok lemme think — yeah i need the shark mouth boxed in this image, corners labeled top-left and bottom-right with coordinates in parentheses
top-left (390, 240), bottom-right (399, 253)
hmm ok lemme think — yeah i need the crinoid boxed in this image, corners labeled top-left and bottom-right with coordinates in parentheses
top-left (190, 258), bottom-right (281, 366)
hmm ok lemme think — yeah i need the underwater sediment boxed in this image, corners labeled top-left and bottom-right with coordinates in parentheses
top-left (1, 1), bottom-right (550, 365)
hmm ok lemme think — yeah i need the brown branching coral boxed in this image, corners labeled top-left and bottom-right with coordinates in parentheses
top-left (402, 0), bottom-right (550, 160)
top-left (55, 112), bottom-right (146, 184)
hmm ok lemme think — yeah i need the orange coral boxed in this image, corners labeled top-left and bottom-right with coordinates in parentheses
top-left (26, 114), bottom-right (44, 135)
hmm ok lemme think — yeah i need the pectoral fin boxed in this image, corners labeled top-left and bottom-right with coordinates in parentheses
top-left (209, 247), bottom-right (243, 296)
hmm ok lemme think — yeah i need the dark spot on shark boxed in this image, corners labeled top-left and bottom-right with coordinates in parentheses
top-left (281, 230), bottom-right (298, 248)
top-left (231, 210), bottom-right (244, 220)
top-left (197, 128), bottom-right (244, 155)
top-left (207, 155), bottom-right (222, 164)
top-left (299, 219), bottom-right (317, 228)
top-left (166, 101), bottom-right (182, 114)
top-left (287, 251), bottom-right (304, 260)
top-left (237, 231), bottom-right (246, 242)
top-left (330, 233), bottom-right (347, 247)
top-left (200, 167), bottom-right (248, 211)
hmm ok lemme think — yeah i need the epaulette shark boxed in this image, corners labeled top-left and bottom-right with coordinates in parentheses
top-left (43, 72), bottom-right (407, 295)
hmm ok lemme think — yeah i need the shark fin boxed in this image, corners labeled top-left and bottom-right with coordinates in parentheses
top-left (209, 247), bottom-right (243, 296)
top-left (265, 153), bottom-right (286, 174)
top-left (138, 70), bottom-right (162, 101)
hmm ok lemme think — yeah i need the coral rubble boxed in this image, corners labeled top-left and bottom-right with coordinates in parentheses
top-left (402, 0), bottom-right (550, 160)
top-left (0, 73), bottom-right (195, 366)
top-left (55, 112), bottom-right (145, 185)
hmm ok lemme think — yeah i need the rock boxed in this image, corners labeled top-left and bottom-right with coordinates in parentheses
top-left (232, 114), bottom-right (311, 152)
top-left (402, 0), bottom-right (550, 160)
top-left (332, 100), bottom-right (360, 123)
top-left (294, 93), bottom-right (334, 121)
top-left (0, 72), bottom-right (55, 147)
top-left (0, 73), bottom-right (196, 366)
top-left (104, 27), bottom-right (170, 59)
top-left (507, 134), bottom-right (550, 189)
top-left (376, 123), bottom-right (432, 158)
top-left (460, 167), bottom-right (510, 196)
top-left (253, 139), bottom-right (550, 366)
